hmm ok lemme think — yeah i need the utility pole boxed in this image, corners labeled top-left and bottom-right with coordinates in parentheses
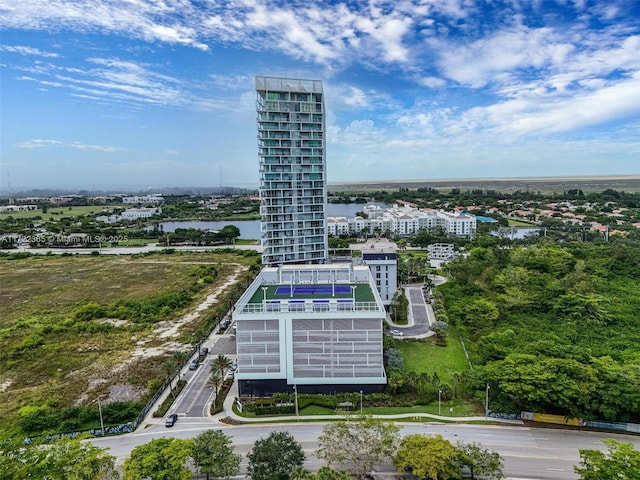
top-left (485, 384), bottom-right (490, 418)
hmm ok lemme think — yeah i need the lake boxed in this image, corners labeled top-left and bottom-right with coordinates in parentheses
top-left (153, 203), bottom-right (388, 239)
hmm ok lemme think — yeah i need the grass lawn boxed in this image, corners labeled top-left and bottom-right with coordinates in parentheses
top-left (0, 205), bottom-right (109, 220)
top-left (398, 250), bottom-right (429, 260)
top-left (363, 399), bottom-right (481, 417)
top-left (234, 239), bottom-right (260, 245)
top-left (393, 329), bottom-right (469, 384)
top-left (285, 400), bottom-right (482, 418)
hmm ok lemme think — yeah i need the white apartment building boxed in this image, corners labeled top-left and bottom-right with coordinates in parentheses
top-left (327, 204), bottom-right (476, 239)
top-left (233, 263), bottom-right (387, 396)
top-left (122, 195), bottom-right (164, 204)
top-left (120, 207), bottom-right (161, 220)
top-left (426, 243), bottom-right (455, 260)
top-left (256, 76), bottom-right (328, 266)
top-left (362, 247), bottom-right (397, 306)
top-left (0, 205), bottom-right (38, 213)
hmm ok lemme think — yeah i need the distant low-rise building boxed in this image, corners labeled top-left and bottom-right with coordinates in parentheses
top-left (97, 207), bottom-right (161, 223)
top-left (95, 214), bottom-right (120, 224)
top-left (121, 207), bottom-right (161, 220)
top-left (427, 243), bottom-right (456, 268)
top-left (327, 203), bottom-right (476, 239)
top-left (0, 204), bottom-right (38, 213)
top-left (122, 195), bottom-right (164, 204)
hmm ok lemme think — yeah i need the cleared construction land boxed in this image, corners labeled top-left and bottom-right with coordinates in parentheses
top-left (0, 250), bottom-right (259, 437)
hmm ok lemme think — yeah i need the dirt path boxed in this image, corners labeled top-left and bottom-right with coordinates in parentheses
top-left (81, 264), bottom-right (249, 404)
top-left (135, 264), bottom-right (248, 351)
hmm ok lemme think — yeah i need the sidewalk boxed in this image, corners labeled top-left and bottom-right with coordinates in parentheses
top-left (215, 382), bottom-right (522, 426)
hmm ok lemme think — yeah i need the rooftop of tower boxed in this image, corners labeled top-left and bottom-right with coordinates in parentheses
top-left (255, 76), bottom-right (323, 93)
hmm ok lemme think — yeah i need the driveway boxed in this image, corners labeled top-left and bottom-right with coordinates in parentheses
top-left (387, 279), bottom-right (446, 339)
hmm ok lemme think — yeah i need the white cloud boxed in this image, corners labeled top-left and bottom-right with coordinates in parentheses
top-left (418, 76), bottom-right (446, 88)
top-left (343, 87), bottom-right (369, 107)
top-left (333, 119), bottom-right (384, 147)
top-left (435, 25), bottom-right (575, 88)
top-left (491, 72), bottom-right (640, 135)
top-left (19, 139), bottom-right (125, 152)
top-left (0, 45), bottom-right (59, 57)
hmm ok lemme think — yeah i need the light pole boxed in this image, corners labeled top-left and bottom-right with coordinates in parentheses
top-left (261, 286), bottom-right (268, 309)
top-left (93, 396), bottom-right (105, 436)
top-left (438, 389), bottom-right (442, 416)
top-left (293, 384), bottom-right (299, 417)
top-left (485, 383), bottom-right (490, 418)
top-left (351, 285), bottom-right (356, 309)
top-left (360, 390), bottom-right (363, 413)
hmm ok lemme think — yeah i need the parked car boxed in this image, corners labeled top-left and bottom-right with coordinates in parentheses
top-left (390, 329), bottom-right (404, 336)
top-left (189, 359), bottom-right (199, 370)
top-left (200, 347), bottom-right (209, 356)
top-left (165, 413), bottom-right (178, 427)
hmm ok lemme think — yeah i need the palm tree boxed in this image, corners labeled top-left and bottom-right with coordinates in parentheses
top-left (171, 350), bottom-right (189, 365)
top-left (208, 371), bottom-right (223, 400)
top-left (211, 354), bottom-right (233, 378)
top-left (163, 358), bottom-right (178, 398)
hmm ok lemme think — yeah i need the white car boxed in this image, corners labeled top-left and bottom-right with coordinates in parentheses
top-left (390, 329), bottom-right (404, 336)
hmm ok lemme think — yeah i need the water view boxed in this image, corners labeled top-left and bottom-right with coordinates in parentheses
top-left (153, 203), bottom-right (388, 239)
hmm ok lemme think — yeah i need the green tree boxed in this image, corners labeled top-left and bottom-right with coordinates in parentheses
top-left (455, 442), bottom-right (504, 480)
top-left (485, 354), bottom-right (598, 418)
top-left (393, 434), bottom-right (460, 480)
top-left (430, 320), bottom-right (448, 344)
top-left (123, 437), bottom-right (193, 480)
top-left (0, 438), bottom-right (119, 480)
top-left (247, 431), bottom-right (305, 480)
top-left (592, 357), bottom-right (640, 422)
top-left (192, 430), bottom-right (240, 480)
top-left (457, 297), bottom-right (499, 337)
top-left (316, 415), bottom-right (400, 479)
top-left (219, 225), bottom-right (240, 244)
top-left (394, 434), bottom-right (459, 480)
top-left (575, 439), bottom-right (640, 480)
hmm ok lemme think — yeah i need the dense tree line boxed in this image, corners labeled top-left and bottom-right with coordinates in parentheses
top-left (439, 239), bottom-right (640, 421)
top-left (160, 225), bottom-right (241, 246)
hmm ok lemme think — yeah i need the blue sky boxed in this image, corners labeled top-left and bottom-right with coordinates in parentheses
top-left (1, 0), bottom-right (639, 191)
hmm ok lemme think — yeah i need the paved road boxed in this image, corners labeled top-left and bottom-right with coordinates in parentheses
top-left (388, 284), bottom-right (436, 338)
top-left (176, 335), bottom-right (237, 419)
top-left (140, 328), bottom-right (238, 429)
top-left (90, 421), bottom-right (640, 479)
top-left (6, 244), bottom-right (262, 255)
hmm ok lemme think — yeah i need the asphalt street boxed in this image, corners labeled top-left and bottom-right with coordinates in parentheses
top-left (90, 421), bottom-right (640, 480)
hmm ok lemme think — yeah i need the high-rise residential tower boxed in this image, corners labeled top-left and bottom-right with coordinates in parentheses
top-left (255, 76), bottom-right (328, 266)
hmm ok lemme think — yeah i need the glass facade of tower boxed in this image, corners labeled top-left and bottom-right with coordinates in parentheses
top-left (256, 76), bottom-right (328, 266)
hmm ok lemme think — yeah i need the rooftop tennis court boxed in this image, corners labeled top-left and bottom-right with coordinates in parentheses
top-left (275, 284), bottom-right (351, 296)
top-left (248, 283), bottom-right (375, 303)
